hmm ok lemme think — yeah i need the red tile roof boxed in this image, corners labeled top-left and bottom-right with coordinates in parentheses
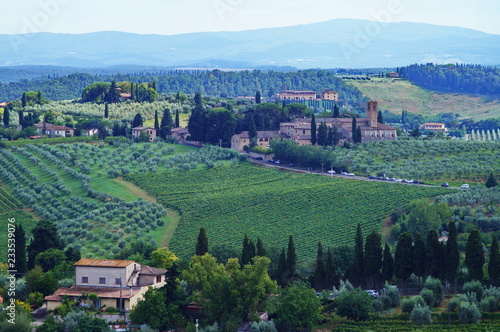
top-left (74, 259), bottom-right (135, 268)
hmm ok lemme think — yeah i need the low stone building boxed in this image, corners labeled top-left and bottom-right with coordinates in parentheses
top-left (420, 123), bottom-right (447, 133)
top-left (131, 126), bottom-right (156, 142)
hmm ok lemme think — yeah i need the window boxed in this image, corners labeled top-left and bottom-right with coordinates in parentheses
top-left (81, 276), bottom-right (89, 284)
top-left (99, 277), bottom-right (106, 285)
top-left (115, 278), bottom-right (121, 285)
top-left (156, 275), bottom-right (162, 283)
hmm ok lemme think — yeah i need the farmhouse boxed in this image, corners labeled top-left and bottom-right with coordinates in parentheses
top-left (131, 126), bottom-right (156, 142)
top-left (420, 122), bottom-right (447, 133)
top-left (171, 127), bottom-right (190, 141)
top-left (35, 123), bottom-right (75, 137)
top-left (45, 259), bottom-right (166, 311)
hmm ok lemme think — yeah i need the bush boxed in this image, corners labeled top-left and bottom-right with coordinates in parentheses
top-left (479, 296), bottom-right (497, 312)
top-left (410, 304), bottom-right (432, 325)
top-left (200, 322), bottom-right (219, 332)
top-left (401, 296), bottom-right (426, 314)
top-left (420, 288), bottom-right (436, 308)
top-left (449, 297), bottom-right (462, 312)
top-left (384, 284), bottom-right (400, 307)
top-left (458, 302), bottom-right (482, 324)
top-left (336, 288), bottom-right (372, 321)
top-left (370, 299), bottom-right (385, 313)
top-left (462, 280), bottom-right (484, 302)
top-left (484, 286), bottom-right (500, 301)
top-left (379, 295), bottom-right (392, 310)
top-left (250, 320), bottom-right (277, 332)
top-left (26, 292), bottom-right (44, 309)
top-left (423, 277), bottom-right (443, 306)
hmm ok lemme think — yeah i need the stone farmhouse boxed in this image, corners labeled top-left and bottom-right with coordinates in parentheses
top-left (35, 123), bottom-right (75, 137)
top-left (231, 101), bottom-right (397, 152)
top-left (45, 259), bottom-right (166, 311)
top-left (131, 126), bottom-right (156, 142)
top-left (420, 122), bottom-right (447, 133)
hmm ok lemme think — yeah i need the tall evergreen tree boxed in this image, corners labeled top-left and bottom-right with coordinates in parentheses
top-left (351, 117), bottom-right (357, 142)
top-left (326, 127), bottom-right (334, 146)
top-left (132, 113), bottom-right (143, 128)
top-left (325, 247), bottom-right (339, 288)
top-left (248, 117), bottom-right (257, 141)
top-left (465, 229), bottom-right (485, 280)
top-left (188, 92), bottom-right (207, 141)
top-left (21, 92), bottom-right (27, 108)
top-left (286, 235), bottom-right (297, 282)
top-left (105, 80), bottom-right (122, 104)
top-left (27, 220), bottom-right (63, 270)
top-left (14, 224), bottom-right (27, 277)
top-left (351, 223), bottom-right (365, 287)
top-left (256, 238), bottom-right (266, 257)
top-left (377, 110), bottom-right (384, 124)
top-left (445, 222), bottom-right (460, 285)
top-left (175, 110), bottom-right (180, 128)
top-left (18, 111), bottom-right (24, 128)
top-left (356, 126), bottom-right (362, 143)
top-left (313, 242), bottom-right (326, 290)
top-left (276, 248), bottom-right (287, 286)
top-left (195, 227), bottom-right (208, 256)
top-left (310, 113), bottom-right (317, 145)
top-left (130, 83), bottom-right (135, 101)
top-left (317, 122), bottom-right (328, 146)
top-left (104, 103), bottom-right (109, 119)
top-left (3, 107), bottom-right (9, 127)
top-left (412, 232), bottom-right (426, 283)
top-left (255, 91), bottom-right (261, 104)
top-left (381, 243), bottom-right (394, 283)
top-left (154, 110), bottom-right (160, 131)
top-left (426, 229), bottom-right (441, 279)
top-left (333, 104), bottom-right (340, 118)
top-left (485, 172), bottom-right (498, 188)
top-left (394, 232), bottom-right (413, 282)
top-left (364, 230), bottom-right (382, 289)
top-left (488, 237), bottom-right (500, 286)
top-left (241, 235), bottom-right (256, 265)
top-left (160, 108), bottom-right (174, 140)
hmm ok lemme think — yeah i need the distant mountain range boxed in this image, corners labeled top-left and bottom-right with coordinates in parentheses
top-left (1, 19), bottom-right (500, 68)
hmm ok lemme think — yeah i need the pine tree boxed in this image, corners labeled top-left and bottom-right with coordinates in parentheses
top-left (485, 172), bottom-right (497, 188)
top-left (325, 247), bottom-right (339, 288)
top-left (412, 232), bottom-right (426, 283)
top-left (3, 107), bottom-right (9, 127)
top-left (313, 242), bottom-right (326, 290)
top-left (381, 243), bottom-right (394, 283)
top-left (276, 248), bottom-right (287, 286)
top-left (286, 235), bottom-right (297, 282)
top-left (333, 104), bottom-right (340, 118)
top-left (14, 224), bottom-right (27, 277)
top-left (377, 110), bottom-right (384, 124)
top-left (105, 80), bottom-right (122, 104)
top-left (154, 110), bottom-right (160, 131)
top-left (445, 222), bottom-right (460, 285)
top-left (488, 237), bottom-right (500, 286)
top-left (426, 229), bottom-right (441, 279)
top-left (104, 103), bottom-right (109, 119)
top-left (364, 230), bottom-right (382, 289)
top-left (132, 113), bottom-right (143, 128)
top-left (175, 110), bottom-right (180, 128)
top-left (255, 91), bottom-right (261, 104)
top-left (394, 232), bottom-right (413, 282)
top-left (195, 227), bottom-right (208, 256)
top-left (310, 113), bottom-right (317, 145)
top-left (351, 223), bottom-right (365, 287)
top-left (256, 238), bottom-right (266, 257)
top-left (465, 230), bottom-right (485, 280)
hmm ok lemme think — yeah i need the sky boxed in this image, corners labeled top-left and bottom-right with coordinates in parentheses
top-left (1, 0), bottom-right (499, 36)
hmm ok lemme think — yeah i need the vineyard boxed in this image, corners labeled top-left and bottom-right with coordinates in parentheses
top-left (330, 319), bottom-right (500, 331)
top-left (125, 163), bottom-right (449, 262)
top-left (0, 186), bottom-right (22, 214)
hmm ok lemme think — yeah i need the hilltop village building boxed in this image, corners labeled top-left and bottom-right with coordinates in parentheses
top-left (231, 101), bottom-right (397, 152)
top-left (276, 89), bottom-right (339, 101)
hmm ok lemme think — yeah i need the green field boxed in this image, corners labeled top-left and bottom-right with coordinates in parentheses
top-left (345, 78), bottom-right (500, 120)
top-left (125, 163), bottom-right (449, 262)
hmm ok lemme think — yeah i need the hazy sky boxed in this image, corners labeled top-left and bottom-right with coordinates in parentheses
top-left (1, 0), bottom-right (499, 35)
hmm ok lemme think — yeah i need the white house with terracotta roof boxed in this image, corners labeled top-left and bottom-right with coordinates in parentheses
top-left (131, 126), bottom-right (156, 142)
top-left (35, 123), bottom-right (75, 137)
top-left (45, 259), bottom-right (166, 312)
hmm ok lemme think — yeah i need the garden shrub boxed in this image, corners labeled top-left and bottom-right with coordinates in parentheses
top-left (458, 302), bottom-right (482, 324)
top-left (448, 297), bottom-right (462, 312)
top-left (250, 320), bottom-right (277, 332)
top-left (410, 304), bottom-right (432, 325)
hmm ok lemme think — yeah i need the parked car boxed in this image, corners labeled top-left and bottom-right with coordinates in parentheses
top-left (269, 159), bottom-right (274, 163)
top-left (366, 290), bottom-right (379, 298)
top-left (461, 184), bottom-right (470, 189)
top-left (256, 157), bottom-right (263, 160)
top-left (347, 173), bottom-right (355, 176)
top-left (288, 163), bottom-right (295, 167)
top-left (368, 175), bottom-right (375, 179)
top-left (441, 182), bottom-right (449, 187)
top-left (341, 171), bottom-right (348, 175)
top-left (328, 170), bottom-right (336, 174)
top-left (274, 160), bottom-right (281, 164)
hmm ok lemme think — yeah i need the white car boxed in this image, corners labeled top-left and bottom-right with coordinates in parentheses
top-left (366, 290), bottom-right (379, 298)
top-left (347, 172), bottom-right (355, 176)
top-left (461, 184), bottom-right (470, 189)
top-left (341, 171), bottom-right (348, 175)
top-left (327, 170), bottom-right (336, 174)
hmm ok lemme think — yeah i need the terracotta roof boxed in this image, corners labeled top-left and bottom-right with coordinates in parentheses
top-left (132, 126), bottom-right (155, 131)
top-left (171, 127), bottom-right (189, 134)
top-left (140, 265), bottom-right (166, 276)
top-left (74, 259), bottom-right (135, 268)
top-left (35, 122), bottom-right (54, 129)
top-left (52, 125), bottom-right (74, 131)
top-left (45, 286), bottom-right (142, 302)
top-left (235, 131), bottom-right (279, 139)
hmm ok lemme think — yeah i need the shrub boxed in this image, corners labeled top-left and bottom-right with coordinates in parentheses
top-left (250, 320), bottom-right (277, 332)
top-left (448, 297), bottom-right (462, 312)
top-left (458, 302), bottom-right (481, 324)
top-left (423, 277), bottom-right (443, 306)
top-left (462, 280), bottom-right (484, 302)
top-left (459, 292), bottom-right (479, 305)
top-left (401, 296), bottom-right (426, 314)
top-left (479, 296), bottom-right (497, 312)
top-left (370, 299), bottom-right (385, 313)
top-left (420, 288), bottom-right (436, 308)
top-left (26, 292), bottom-right (44, 308)
top-left (484, 286), bottom-right (500, 301)
top-left (336, 288), bottom-right (372, 321)
top-left (384, 284), bottom-right (400, 307)
top-left (410, 304), bottom-right (432, 325)
top-left (200, 322), bottom-right (219, 332)
top-left (379, 295), bottom-right (392, 310)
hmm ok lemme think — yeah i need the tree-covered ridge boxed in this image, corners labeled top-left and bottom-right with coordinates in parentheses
top-left (398, 63), bottom-right (500, 97)
top-left (0, 70), bottom-right (366, 108)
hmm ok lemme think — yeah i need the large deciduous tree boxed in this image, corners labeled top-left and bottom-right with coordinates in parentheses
top-left (130, 287), bottom-right (181, 330)
top-left (150, 247), bottom-right (179, 269)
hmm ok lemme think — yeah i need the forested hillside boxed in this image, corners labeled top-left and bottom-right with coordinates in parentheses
top-left (0, 70), bottom-right (365, 108)
top-left (398, 63), bottom-right (500, 97)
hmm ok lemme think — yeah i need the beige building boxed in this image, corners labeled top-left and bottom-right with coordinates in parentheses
top-left (131, 126), bottom-right (156, 142)
top-left (171, 127), bottom-right (190, 141)
top-left (321, 89), bottom-right (339, 101)
top-left (276, 90), bottom-right (318, 101)
top-left (420, 122), bottom-right (447, 133)
top-left (45, 259), bottom-right (166, 311)
top-left (35, 123), bottom-right (75, 137)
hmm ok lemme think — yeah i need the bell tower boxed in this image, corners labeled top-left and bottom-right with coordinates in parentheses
top-left (367, 101), bottom-right (378, 128)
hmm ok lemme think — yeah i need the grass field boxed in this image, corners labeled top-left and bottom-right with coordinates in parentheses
top-left (345, 78), bottom-right (500, 120)
top-left (125, 163), bottom-right (449, 262)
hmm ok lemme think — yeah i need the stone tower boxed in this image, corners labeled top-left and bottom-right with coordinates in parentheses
top-left (366, 101), bottom-right (378, 128)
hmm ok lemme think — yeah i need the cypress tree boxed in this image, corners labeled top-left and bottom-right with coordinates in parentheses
top-left (381, 243), bottom-right (394, 283)
top-left (394, 232), bottom-right (413, 282)
top-left (241, 234), bottom-right (255, 265)
top-left (248, 117), bottom-right (257, 141)
top-left (195, 227), bottom-right (208, 256)
top-left (130, 83), bottom-right (135, 101)
top-left (310, 113), bottom-right (317, 145)
top-left (3, 107), bottom-right (9, 127)
top-left (286, 235), bottom-right (297, 282)
top-left (160, 109), bottom-right (174, 140)
top-left (445, 222), bottom-right (460, 285)
top-left (255, 91), bottom-right (261, 104)
top-left (154, 110), bottom-right (160, 131)
top-left (256, 238), bottom-right (266, 257)
top-left (104, 103), bottom-right (109, 119)
top-left (364, 230), bottom-right (382, 289)
top-left (21, 92), bottom-right (27, 108)
top-left (326, 127), bottom-right (334, 146)
top-left (485, 172), bottom-right (498, 188)
top-left (333, 104), bottom-right (340, 118)
top-left (18, 111), bottom-right (24, 128)
top-left (317, 122), bottom-right (328, 146)
top-left (351, 117), bottom-right (357, 142)
top-left (132, 113), bottom-right (143, 128)
top-left (276, 248), bottom-right (287, 286)
top-left (175, 110), bottom-right (180, 128)
top-left (426, 229), bottom-right (441, 279)
top-left (282, 99), bottom-right (286, 108)
top-left (356, 126), bottom-right (362, 143)
top-left (14, 224), bottom-right (27, 277)
top-left (351, 223), bottom-right (365, 287)
top-left (325, 247), bottom-right (339, 288)
top-left (313, 241), bottom-right (326, 290)
top-left (412, 232), bottom-right (426, 283)
top-left (488, 237), bottom-right (500, 286)
top-left (377, 110), bottom-right (384, 124)
top-left (465, 229), bottom-right (485, 280)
